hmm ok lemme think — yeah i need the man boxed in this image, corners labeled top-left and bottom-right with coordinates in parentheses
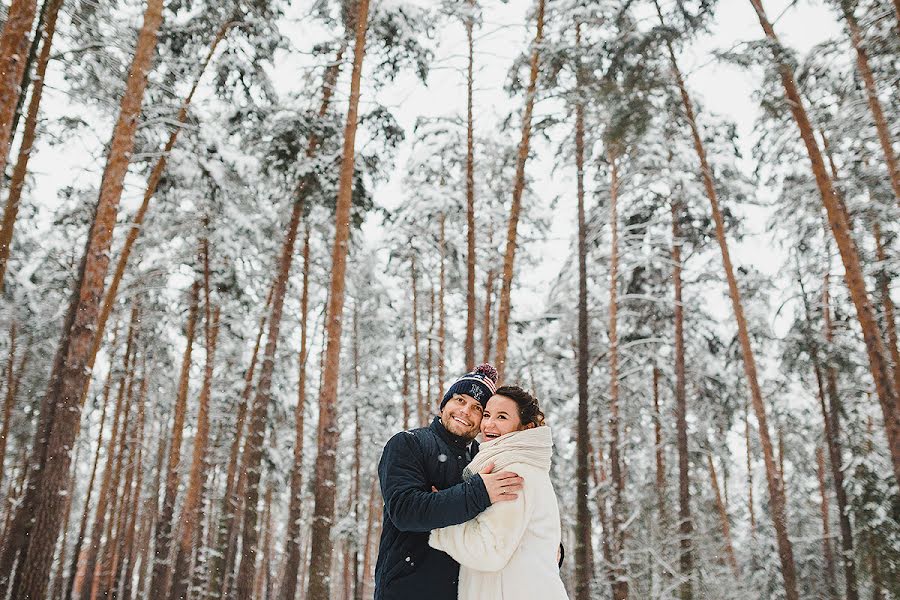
top-left (374, 364), bottom-right (524, 600)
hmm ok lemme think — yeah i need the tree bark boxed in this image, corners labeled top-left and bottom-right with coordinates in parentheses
top-left (149, 283), bottom-right (200, 600)
top-left (838, 0), bottom-right (900, 200)
top-left (671, 199), bottom-right (693, 600)
top-left (168, 280), bottom-right (220, 600)
top-left (0, 0), bottom-right (38, 182)
top-left (0, 0), bottom-right (63, 291)
top-left (653, 366), bottom-right (667, 522)
top-left (744, 402), bottom-right (755, 535)
top-left (482, 267), bottom-right (494, 364)
top-left (78, 306), bottom-right (140, 600)
top-left (656, 5), bottom-right (800, 597)
top-left (2, 2), bottom-right (164, 595)
top-left (748, 0), bottom-right (900, 486)
top-left (873, 222), bottom-right (900, 400)
top-left (493, 0), bottom-right (546, 380)
top-left (573, 21), bottom-right (593, 600)
top-left (0, 323), bottom-right (17, 486)
top-left (438, 213), bottom-right (446, 393)
top-left (816, 445), bottom-right (839, 599)
top-left (463, 0), bottom-right (476, 370)
top-left (706, 453), bottom-right (739, 576)
top-left (277, 225), bottom-right (311, 600)
top-left (410, 254), bottom-right (424, 425)
top-left (304, 0), bottom-right (370, 596)
top-left (606, 150), bottom-right (627, 600)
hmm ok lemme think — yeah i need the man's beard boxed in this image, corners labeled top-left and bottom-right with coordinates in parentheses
top-left (441, 413), bottom-right (479, 441)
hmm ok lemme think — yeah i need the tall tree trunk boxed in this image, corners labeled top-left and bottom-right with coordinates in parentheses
top-left (169, 279), bottom-right (220, 600)
top-left (606, 150), bottom-right (628, 600)
top-left (63, 338), bottom-right (113, 600)
top-left (573, 21), bottom-right (593, 598)
top-left (672, 199), bottom-right (693, 600)
top-left (438, 213), bottom-right (446, 393)
top-left (493, 0), bottom-right (546, 380)
top-left (816, 445), bottom-right (839, 599)
top-left (653, 367), bottom-right (667, 522)
top-left (304, 0), bottom-right (370, 596)
top-left (149, 283), bottom-right (200, 600)
top-left (253, 485), bottom-right (274, 600)
top-left (822, 272), bottom-right (860, 600)
top-left (208, 287), bottom-right (272, 599)
top-left (0, 0), bottom-right (38, 181)
top-left (0, 0), bottom-right (62, 291)
top-left (78, 306), bottom-right (140, 600)
top-left (235, 159), bottom-right (307, 600)
top-left (706, 453), bottom-right (739, 576)
top-left (2, 2), bottom-right (164, 596)
top-left (482, 267), bottom-right (494, 364)
top-left (0, 323), bottom-right (17, 486)
top-left (410, 254), bottom-right (424, 425)
top-left (745, 402), bottom-right (756, 535)
top-left (656, 5), bottom-right (800, 597)
top-left (7, 0), bottom-right (46, 156)
top-left (359, 477), bottom-right (379, 600)
top-left (426, 287), bottom-right (434, 411)
top-left (837, 0), bottom-right (900, 200)
top-left (748, 0), bottom-right (900, 485)
top-left (117, 384), bottom-right (146, 600)
top-left (463, 0), bottom-right (476, 370)
top-left (590, 439), bottom-right (614, 590)
top-left (401, 349), bottom-right (410, 430)
top-left (277, 226), bottom-right (311, 600)
top-left (873, 222), bottom-right (900, 399)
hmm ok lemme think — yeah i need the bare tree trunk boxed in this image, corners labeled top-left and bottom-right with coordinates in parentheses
top-left (410, 254), bottom-right (424, 425)
top-left (149, 283), bottom-right (200, 600)
top-left (482, 267), bottom-right (494, 364)
top-left (494, 0), bottom-right (545, 381)
top-left (745, 402), bottom-right (755, 535)
top-left (426, 286), bottom-right (435, 413)
top-left (118, 391), bottom-right (147, 600)
top-left (438, 213), bottom-right (446, 394)
top-left (838, 0), bottom-right (900, 200)
top-left (304, 0), bottom-right (371, 596)
top-left (169, 273), bottom-right (220, 600)
top-left (401, 349), bottom-right (410, 430)
top-left (706, 453), bottom-right (739, 576)
top-left (653, 366), bottom-right (667, 522)
top-left (816, 445), bottom-right (838, 599)
top-left (463, 0), bottom-right (476, 370)
top-left (79, 306), bottom-right (140, 600)
top-left (360, 477), bottom-right (379, 600)
top-left (208, 287), bottom-right (272, 599)
top-left (749, 0), bottom-right (900, 486)
top-left (0, 323), bottom-right (17, 485)
top-left (253, 485), bottom-right (273, 600)
top-left (873, 222), bottom-right (900, 399)
top-left (672, 199), bottom-right (693, 600)
top-left (2, 2), bottom-right (165, 595)
top-left (656, 5), bottom-right (800, 597)
top-left (6, 0), bottom-right (46, 155)
top-left (277, 225), bottom-right (311, 600)
top-left (590, 439), bottom-right (614, 590)
top-left (573, 21), bottom-right (593, 600)
top-left (607, 150), bottom-right (627, 600)
top-left (0, 0), bottom-right (63, 291)
top-left (0, 0), bottom-right (38, 181)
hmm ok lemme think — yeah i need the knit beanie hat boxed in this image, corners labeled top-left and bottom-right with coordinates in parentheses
top-left (440, 363), bottom-right (499, 410)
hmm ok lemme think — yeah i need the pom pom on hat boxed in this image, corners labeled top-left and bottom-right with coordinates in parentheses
top-left (440, 363), bottom-right (499, 410)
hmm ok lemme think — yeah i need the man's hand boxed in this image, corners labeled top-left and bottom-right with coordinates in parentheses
top-left (479, 462), bottom-right (523, 503)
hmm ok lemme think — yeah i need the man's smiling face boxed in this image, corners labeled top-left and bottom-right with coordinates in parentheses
top-left (439, 393), bottom-right (483, 441)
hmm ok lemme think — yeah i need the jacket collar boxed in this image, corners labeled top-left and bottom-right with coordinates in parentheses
top-left (430, 416), bottom-right (479, 453)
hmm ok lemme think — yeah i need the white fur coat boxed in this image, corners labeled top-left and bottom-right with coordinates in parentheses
top-left (428, 426), bottom-right (569, 600)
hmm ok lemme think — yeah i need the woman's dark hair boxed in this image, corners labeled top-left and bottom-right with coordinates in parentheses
top-left (494, 385), bottom-right (545, 428)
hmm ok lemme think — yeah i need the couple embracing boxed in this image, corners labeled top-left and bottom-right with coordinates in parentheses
top-left (373, 363), bottom-right (569, 600)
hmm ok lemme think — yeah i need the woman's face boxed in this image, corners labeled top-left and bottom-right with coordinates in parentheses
top-left (481, 394), bottom-right (525, 440)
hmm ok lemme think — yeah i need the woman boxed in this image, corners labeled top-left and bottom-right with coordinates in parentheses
top-left (429, 386), bottom-right (569, 600)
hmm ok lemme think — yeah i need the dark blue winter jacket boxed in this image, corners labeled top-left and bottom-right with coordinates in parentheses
top-left (374, 416), bottom-right (492, 600)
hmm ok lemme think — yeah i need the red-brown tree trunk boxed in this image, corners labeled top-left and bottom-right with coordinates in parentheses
top-left (745, 402), bottom-right (756, 535)
top-left (653, 366), bottom-right (667, 522)
top-left (748, 0), bottom-right (900, 486)
top-left (672, 199), bottom-right (693, 600)
top-left (573, 21), bottom-right (593, 600)
top-left (873, 222), bottom-right (900, 400)
top-left (2, 2), bottom-right (164, 596)
top-left (607, 150), bottom-right (627, 600)
top-left (0, 0), bottom-right (38, 181)
top-left (838, 0), bottom-right (900, 200)
top-left (410, 254), bottom-right (424, 425)
top-left (816, 445), bottom-right (838, 599)
top-left (482, 267), bottom-right (494, 364)
top-left (438, 213), bottom-right (446, 393)
top-left (656, 5), bottom-right (800, 597)
top-left (0, 0), bottom-right (63, 290)
top-left (304, 0), bottom-right (371, 595)
top-left (463, 0), bottom-right (476, 370)
top-left (0, 323), bottom-right (17, 486)
top-left (494, 0), bottom-right (545, 380)
top-left (149, 283), bottom-right (200, 600)
top-left (277, 225), bottom-right (311, 600)
top-left (706, 453), bottom-right (739, 576)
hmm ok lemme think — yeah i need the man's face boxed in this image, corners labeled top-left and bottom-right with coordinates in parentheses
top-left (440, 393), bottom-right (483, 441)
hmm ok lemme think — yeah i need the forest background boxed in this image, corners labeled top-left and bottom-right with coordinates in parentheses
top-left (0, 0), bottom-right (897, 600)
